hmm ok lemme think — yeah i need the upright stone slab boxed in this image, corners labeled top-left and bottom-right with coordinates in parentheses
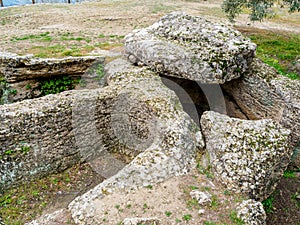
top-left (200, 111), bottom-right (292, 200)
top-left (125, 12), bottom-right (256, 84)
top-left (223, 59), bottom-right (300, 168)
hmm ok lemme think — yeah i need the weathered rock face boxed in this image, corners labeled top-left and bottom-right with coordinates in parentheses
top-left (223, 59), bottom-right (300, 168)
top-left (68, 59), bottom-right (203, 225)
top-left (0, 59), bottom-right (203, 194)
top-left (222, 59), bottom-right (285, 120)
top-left (0, 52), bottom-right (105, 103)
top-left (0, 52), bottom-right (103, 82)
top-left (125, 12), bottom-right (256, 84)
top-left (200, 111), bottom-right (292, 200)
top-left (237, 199), bottom-right (266, 225)
top-left (271, 77), bottom-right (300, 167)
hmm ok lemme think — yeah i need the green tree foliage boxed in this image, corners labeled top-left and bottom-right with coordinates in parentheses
top-left (222, 0), bottom-right (300, 21)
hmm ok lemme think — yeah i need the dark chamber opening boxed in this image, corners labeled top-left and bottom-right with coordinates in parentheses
top-left (160, 75), bottom-right (248, 126)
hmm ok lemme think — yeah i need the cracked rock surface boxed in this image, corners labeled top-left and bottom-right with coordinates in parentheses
top-left (201, 111), bottom-right (292, 201)
top-left (125, 12), bottom-right (256, 84)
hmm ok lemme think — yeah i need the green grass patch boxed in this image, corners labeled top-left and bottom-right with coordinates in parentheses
top-left (283, 170), bottom-right (297, 178)
top-left (0, 163), bottom-right (96, 225)
top-left (262, 194), bottom-right (275, 213)
top-left (240, 28), bottom-right (300, 80)
top-left (12, 32), bottom-right (53, 42)
top-left (40, 75), bottom-right (75, 96)
top-left (229, 211), bottom-right (244, 225)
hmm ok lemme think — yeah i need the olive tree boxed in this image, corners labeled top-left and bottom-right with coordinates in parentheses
top-left (222, 0), bottom-right (300, 21)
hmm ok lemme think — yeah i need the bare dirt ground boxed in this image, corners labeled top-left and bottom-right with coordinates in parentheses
top-left (0, 1), bottom-right (299, 225)
top-left (0, 0), bottom-right (299, 57)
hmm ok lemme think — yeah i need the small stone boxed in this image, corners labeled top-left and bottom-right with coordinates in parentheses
top-left (198, 209), bottom-right (205, 215)
top-left (122, 217), bottom-right (160, 225)
top-left (190, 190), bottom-right (212, 206)
top-left (236, 199), bottom-right (266, 225)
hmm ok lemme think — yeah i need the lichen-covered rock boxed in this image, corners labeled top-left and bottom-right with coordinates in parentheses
top-left (190, 190), bottom-right (212, 206)
top-left (68, 59), bottom-right (203, 225)
top-left (125, 12), bottom-right (256, 84)
top-left (200, 111), bottom-right (292, 200)
top-left (270, 77), bottom-right (300, 168)
top-left (122, 218), bottom-right (160, 225)
top-left (223, 59), bottom-right (300, 168)
top-left (222, 59), bottom-right (285, 121)
top-left (0, 52), bottom-right (104, 82)
top-left (236, 199), bottom-right (266, 225)
top-left (1, 58), bottom-right (203, 198)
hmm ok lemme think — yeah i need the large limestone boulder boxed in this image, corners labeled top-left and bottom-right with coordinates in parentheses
top-left (0, 52), bottom-right (105, 103)
top-left (223, 59), bottom-right (300, 168)
top-left (271, 77), bottom-right (300, 167)
top-left (0, 59), bottom-right (203, 194)
top-left (125, 12), bottom-right (256, 84)
top-left (68, 60), bottom-right (204, 225)
top-left (200, 111), bottom-right (292, 201)
top-left (0, 52), bottom-right (103, 82)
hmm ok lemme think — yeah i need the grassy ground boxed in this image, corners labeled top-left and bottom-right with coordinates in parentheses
top-left (237, 27), bottom-right (300, 80)
top-left (0, 163), bottom-right (103, 225)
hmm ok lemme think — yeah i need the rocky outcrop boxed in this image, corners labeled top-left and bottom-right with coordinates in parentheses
top-left (271, 77), bottom-right (300, 167)
top-left (237, 199), bottom-right (266, 225)
top-left (0, 59), bottom-right (203, 193)
top-left (222, 59), bottom-right (284, 120)
top-left (125, 12), bottom-right (256, 84)
top-left (200, 111), bottom-right (292, 200)
top-left (0, 52), bottom-right (105, 103)
top-left (223, 59), bottom-right (300, 168)
top-left (68, 60), bottom-right (203, 224)
top-left (190, 190), bottom-right (212, 206)
top-left (0, 52), bottom-right (104, 82)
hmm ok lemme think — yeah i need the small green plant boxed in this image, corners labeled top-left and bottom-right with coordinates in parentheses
top-left (13, 32), bottom-right (52, 42)
top-left (283, 170), bottom-right (297, 178)
top-left (223, 189), bottom-right (231, 196)
top-left (229, 211), bottom-right (244, 225)
top-left (197, 163), bottom-right (214, 179)
top-left (145, 185), bottom-right (153, 189)
top-left (291, 193), bottom-right (300, 208)
top-left (175, 218), bottom-right (182, 223)
top-left (40, 76), bottom-right (74, 96)
top-left (210, 194), bottom-right (220, 209)
top-left (262, 194), bottom-right (275, 213)
top-left (187, 198), bottom-right (199, 210)
top-left (189, 185), bottom-right (199, 190)
top-left (25, 84), bottom-right (32, 90)
top-left (143, 203), bottom-right (149, 209)
top-left (165, 211), bottom-right (172, 217)
top-left (9, 89), bottom-right (17, 95)
top-left (20, 145), bottom-right (31, 154)
top-left (204, 221), bottom-right (219, 225)
top-left (182, 214), bottom-right (192, 221)
top-left (96, 64), bottom-right (105, 80)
